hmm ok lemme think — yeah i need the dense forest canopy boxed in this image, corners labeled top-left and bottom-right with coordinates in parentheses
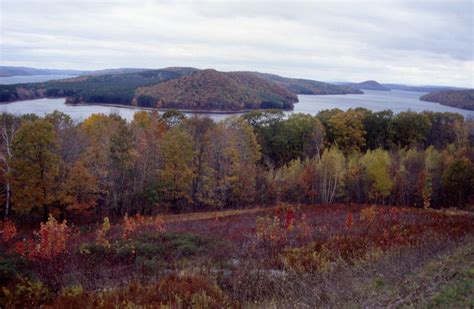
top-left (0, 108), bottom-right (472, 221)
top-left (136, 69), bottom-right (298, 110)
top-left (420, 89), bottom-right (474, 111)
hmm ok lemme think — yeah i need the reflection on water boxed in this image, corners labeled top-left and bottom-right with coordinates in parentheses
top-left (0, 90), bottom-right (472, 122)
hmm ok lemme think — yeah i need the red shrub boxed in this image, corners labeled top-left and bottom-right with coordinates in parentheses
top-left (0, 219), bottom-right (17, 243)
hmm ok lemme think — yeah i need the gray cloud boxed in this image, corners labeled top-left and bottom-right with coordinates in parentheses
top-left (0, 0), bottom-right (472, 87)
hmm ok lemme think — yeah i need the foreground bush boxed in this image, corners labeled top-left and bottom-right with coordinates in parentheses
top-left (51, 274), bottom-right (235, 308)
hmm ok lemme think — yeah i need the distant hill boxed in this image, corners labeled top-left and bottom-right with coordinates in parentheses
top-left (0, 66), bottom-right (153, 77)
top-left (84, 68), bottom-right (153, 76)
top-left (2, 67), bottom-right (409, 111)
top-left (382, 83), bottom-right (466, 93)
top-left (0, 66), bottom-right (90, 77)
top-left (0, 68), bottom-right (199, 105)
top-left (420, 90), bottom-right (474, 111)
top-left (341, 80), bottom-right (390, 91)
top-left (136, 69), bottom-right (298, 110)
top-left (249, 72), bottom-right (363, 95)
top-left (0, 67), bottom-right (297, 111)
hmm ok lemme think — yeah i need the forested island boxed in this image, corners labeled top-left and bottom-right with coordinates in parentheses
top-left (420, 89), bottom-right (474, 110)
top-left (0, 67), bottom-right (361, 111)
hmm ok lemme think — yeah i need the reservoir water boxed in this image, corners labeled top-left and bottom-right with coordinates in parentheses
top-left (1, 75), bottom-right (472, 121)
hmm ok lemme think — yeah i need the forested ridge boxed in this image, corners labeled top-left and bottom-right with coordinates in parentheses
top-left (0, 108), bottom-right (472, 221)
top-left (0, 67), bottom-right (199, 106)
top-left (420, 89), bottom-right (474, 110)
top-left (136, 69), bottom-right (298, 110)
top-left (0, 67), bottom-right (361, 111)
top-left (247, 72), bottom-right (363, 95)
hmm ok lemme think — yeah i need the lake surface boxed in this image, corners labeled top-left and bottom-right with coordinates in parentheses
top-left (0, 74), bottom-right (77, 84)
top-left (291, 90), bottom-right (474, 117)
top-left (0, 90), bottom-right (472, 122)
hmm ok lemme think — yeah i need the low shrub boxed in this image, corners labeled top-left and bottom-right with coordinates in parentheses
top-left (1, 278), bottom-right (50, 307)
top-left (282, 242), bottom-right (333, 273)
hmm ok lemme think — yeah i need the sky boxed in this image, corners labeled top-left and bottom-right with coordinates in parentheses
top-left (0, 0), bottom-right (472, 87)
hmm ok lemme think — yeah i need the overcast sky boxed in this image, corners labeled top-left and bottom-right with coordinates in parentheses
top-left (0, 0), bottom-right (472, 87)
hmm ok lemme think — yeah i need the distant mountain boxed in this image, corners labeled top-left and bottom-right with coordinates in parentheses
top-left (0, 66), bottom-right (90, 77)
top-left (341, 80), bottom-right (390, 91)
top-left (249, 72), bottom-right (363, 95)
top-left (382, 83), bottom-right (466, 93)
top-left (420, 90), bottom-right (474, 111)
top-left (136, 69), bottom-right (298, 110)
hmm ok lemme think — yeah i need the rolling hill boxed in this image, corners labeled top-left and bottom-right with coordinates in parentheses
top-left (342, 80), bottom-right (390, 91)
top-left (0, 67), bottom-right (372, 111)
top-left (420, 89), bottom-right (474, 111)
top-left (382, 83), bottom-right (465, 93)
top-left (249, 72), bottom-right (363, 95)
top-left (0, 68), bottom-right (199, 105)
top-left (0, 66), bottom-right (90, 77)
top-left (136, 69), bottom-right (298, 110)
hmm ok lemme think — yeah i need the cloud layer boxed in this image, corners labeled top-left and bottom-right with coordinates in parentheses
top-left (1, 0), bottom-right (472, 87)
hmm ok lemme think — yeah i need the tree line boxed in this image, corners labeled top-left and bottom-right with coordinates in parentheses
top-left (0, 108), bottom-right (472, 221)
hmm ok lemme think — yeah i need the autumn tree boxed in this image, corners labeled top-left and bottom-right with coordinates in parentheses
top-left (63, 160), bottom-right (99, 217)
top-left (108, 120), bottom-right (137, 216)
top-left (442, 155), bottom-right (473, 208)
top-left (222, 117), bottom-right (261, 206)
top-left (328, 109), bottom-right (366, 154)
top-left (422, 146), bottom-right (443, 208)
top-left (317, 146), bottom-right (345, 204)
top-left (361, 149), bottom-right (393, 204)
top-left (81, 113), bottom-right (124, 217)
top-left (0, 113), bottom-right (21, 218)
top-left (9, 120), bottom-right (60, 218)
top-left (245, 112), bottom-right (324, 166)
top-left (344, 151), bottom-right (365, 203)
top-left (393, 148), bottom-right (425, 206)
top-left (424, 112), bottom-right (464, 149)
top-left (391, 111), bottom-right (431, 148)
top-left (159, 127), bottom-right (196, 211)
top-left (361, 109), bottom-right (393, 150)
top-left (130, 111), bottom-right (166, 214)
top-left (181, 116), bottom-right (215, 207)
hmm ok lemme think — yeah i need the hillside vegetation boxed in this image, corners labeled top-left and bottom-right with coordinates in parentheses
top-left (136, 69), bottom-right (298, 110)
top-left (420, 89), bottom-right (474, 110)
top-left (249, 72), bottom-right (363, 94)
top-left (0, 67), bottom-right (368, 111)
top-left (0, 67), bottom-right (198, 106)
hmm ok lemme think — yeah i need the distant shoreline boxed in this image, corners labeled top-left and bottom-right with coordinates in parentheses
top-left (66, 101), bottom-right (258, 115)
top-left (0, 96), bottom-right (285, 115)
